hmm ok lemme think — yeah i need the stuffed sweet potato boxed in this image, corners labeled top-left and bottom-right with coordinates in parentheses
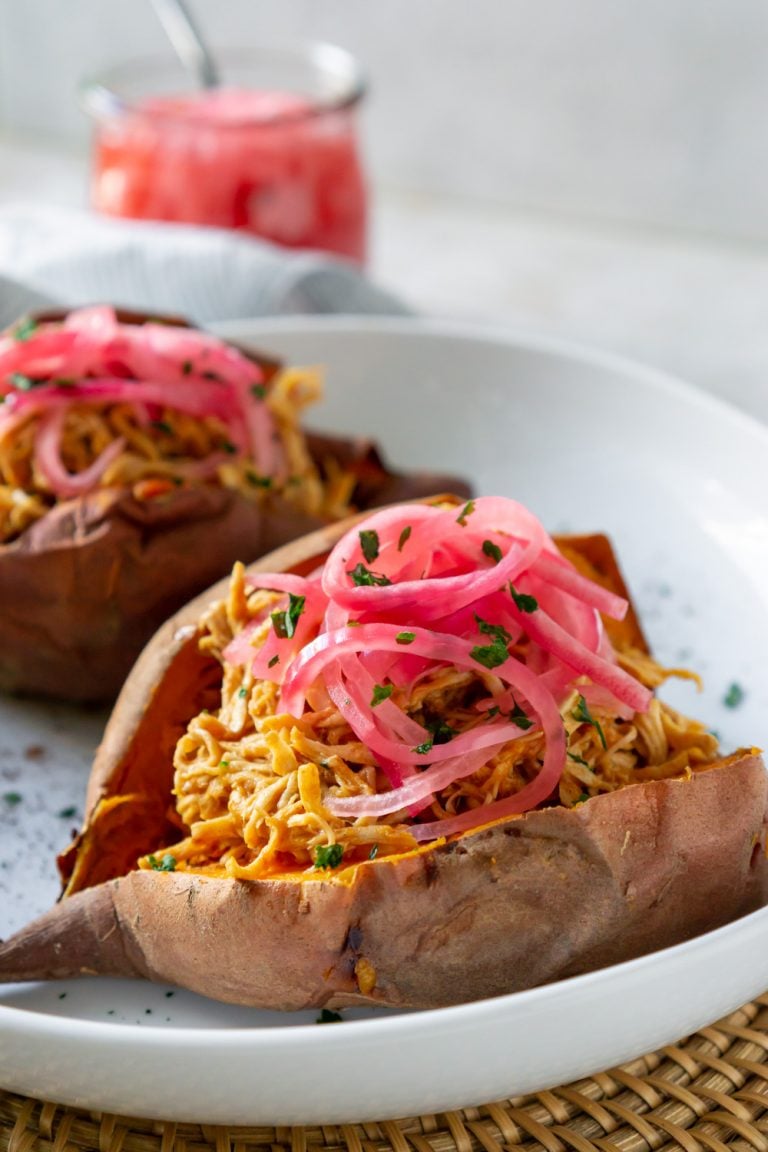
top-left (0, 495), bottom-right (766, 1009)
top-left (0, 307), bottom-right (467, 701)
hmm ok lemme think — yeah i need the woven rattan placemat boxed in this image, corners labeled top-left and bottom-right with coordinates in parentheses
top-left (3, 993), bottom-right (768, 1152)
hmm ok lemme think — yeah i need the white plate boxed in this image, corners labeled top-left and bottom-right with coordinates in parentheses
top-left (2, 317), bottom-right (768, 1126)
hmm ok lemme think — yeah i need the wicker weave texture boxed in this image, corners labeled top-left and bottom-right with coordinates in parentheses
top-left (3, 995), bottom-right (768, 1152)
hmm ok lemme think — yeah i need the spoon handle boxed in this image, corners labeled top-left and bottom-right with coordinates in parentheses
top-left (150, 0), bottom-right (219, 89)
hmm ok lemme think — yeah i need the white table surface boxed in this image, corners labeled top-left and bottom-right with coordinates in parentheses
top-left (2, 131), bottom-right (768, 427)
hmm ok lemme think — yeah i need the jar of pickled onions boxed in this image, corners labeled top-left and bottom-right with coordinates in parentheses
top-left (81, 44), bottom-right (368, 264)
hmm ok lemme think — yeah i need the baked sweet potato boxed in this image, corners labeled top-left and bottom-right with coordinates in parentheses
top-left (0, 497), bottom-right (766, 1010)
top-left (0, 307), bottom-right (468, 701)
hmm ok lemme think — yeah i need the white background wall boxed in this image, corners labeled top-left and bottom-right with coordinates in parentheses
top-left (3, 0), bottom-right (768, 243)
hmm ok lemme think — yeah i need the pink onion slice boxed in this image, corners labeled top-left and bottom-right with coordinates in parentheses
top-left (220, 495), bottom-right (651, 842)
top-left (34, 407), bottom-right (127, 499)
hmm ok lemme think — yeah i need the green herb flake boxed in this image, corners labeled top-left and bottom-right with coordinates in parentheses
top-left (250, 382), bottom-right (267, 399)
top-left (575, 791), bottom-right (591, 804)
top-left (510, 583), bottom-right (538, 613)
top-left (413, 740), bottom-right (433, 755)
top-left (371, 683), bottom-right (394, 707)
top-left (2, 791), bottom-right (22, 807)
top-left (57, 805), bottom-right (78, 819)
top-left (220, 759), bottom-right (230, 767)
top-left (316, 1007), bottom-right (343, 1023)
top-left (508, 698), bottom-right (534, 730)
top-left (482, 539), bottom-right (503, 564)
top-left (397, 525), bottom-right (412, 551)
top-left (395, 631), bottom-right (416, 645)
top-left (222, 440), bottom-right (238, 455)
top-left (246, 470), bottom-right (272, 488)
top-left (238, 687), bottom-right (248, 698)
top-left (368, 845), bottom-right (379, 861)
top-left (9, 373), bottom-right (37, 391)
top-left (314, 843), bottom-right (344, 870)
top-left (12, 317), bottom-right (37, 342)
top-left (359, 529), bottom-right (380, 564)
top-left (567, 752), bottom-right (590, 768)
top-left (151, 419), bottom-right (173, 436)
top-left (271, 593), bottom-right (306, 639)
top-left (268, 654), bottom-right (280, 668)
top-left (426, 718), bottom-right (457, 744)
top-left (723, 681), bottom-right (745, 709)
top-left (475, 615), bottom-right (513, 644)
top-left (572, 695), bottom-right (607, 750)
top-left (470, 639), bottom-right (509, 670)
top-left (456, 500), bottom-right (475, 526)
top-left (147, 853), bottom-right (177, 872)
top-left (347, 562), bottom-right (391, 588)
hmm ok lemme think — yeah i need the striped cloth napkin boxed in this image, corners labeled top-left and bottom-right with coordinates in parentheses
top-left (0, 204), bottom-right (407, 329)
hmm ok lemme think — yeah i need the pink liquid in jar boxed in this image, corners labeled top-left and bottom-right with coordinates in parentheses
top-left (90, 86), bottom-right (367, 263)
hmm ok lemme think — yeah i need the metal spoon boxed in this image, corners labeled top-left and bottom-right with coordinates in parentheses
top-left (150, 0), bottom-right (219, 88)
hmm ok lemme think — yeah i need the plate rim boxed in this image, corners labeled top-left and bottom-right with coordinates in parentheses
top-left (2, 315), bottom-right (767, 1121)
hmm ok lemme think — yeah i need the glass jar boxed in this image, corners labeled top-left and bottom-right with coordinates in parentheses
top-left (81, 43), bottom-right (368, 264)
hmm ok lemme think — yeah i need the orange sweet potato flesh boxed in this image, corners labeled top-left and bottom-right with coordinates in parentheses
top-left (0, 512), bottom-right (766, 1010)
top-left (0, 310), bottom-right (470, 702)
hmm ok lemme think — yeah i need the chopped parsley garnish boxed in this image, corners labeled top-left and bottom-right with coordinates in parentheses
top-left (347, 562), bottom-right (391, 587)
top-left (316, 1008), bottom-right (343, 1023)
top-left (12, 317), bottom-right (37, 342)
top-left (723, 681), bottom-right (745, 709)
top-left (147, 853), bottom-right (177, 872)
top-left (2, 791), bottom-right (22, 806)
top-left (470, 630), bottom-right (510, 670)
top-left (371, 683), bottom-right (394, 707)
top-left (427, 718), bottom-right (457, 744)
top-left (572, 695), bottom-right (607, 749)
top-left (314, 843), bottom-right (344, 870)
top-left (476, 615), bottom-right (512, 641)
top-left (397, 525), bottom-right (412, 551)
top-left (456, 500), bottom-right (475, 526)
top-left (482, 539), bottom-right (503, 564)
top-left (359, 529), bottom-right (380, 563)
top-left (250, 382), bottom-right (266, 399)
top-left (575, 791), bottom-right (590, 804)
top-left (368, 844), bottom-right (379, 861)
top-left (57, 805), bottom-right (78, 819)
top-left (395, 631), bottom-right (416, 645)
top-left (567, 752), bottom-right (590, 768)
top-left (222, 440), bottom-right (237, 454)
top-left (509, 583), bottom-right (538, 613)
top-left (413, 740), bottom-right (434, 755)
top-left (220, 759), bottom-right (230, 767)
top-left (238, 687), bottom-right (248, 698)
top-left (268, 655), bottom-right (280, 668)
top-left (271, 593), bottom-right (306, 639)
top-left (508, 698), bottom-right (533, 730)
top-left (151, 419), bottom-right (173, 435)
top-left (246, 470), bottom-right (272, 488)
top-left (9, 373), bottom-right (37, 391)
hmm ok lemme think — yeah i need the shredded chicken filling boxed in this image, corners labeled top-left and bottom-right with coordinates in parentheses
top-left (141, 564), bottom-right (720, 880)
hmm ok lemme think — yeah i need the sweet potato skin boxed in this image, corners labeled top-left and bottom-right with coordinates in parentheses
top-left (0, 310), bottom-right (469, 701)
top-left (1, 512), bottom-right (766, 1010)
top-left (2, 751), bottom-right (767, 1009)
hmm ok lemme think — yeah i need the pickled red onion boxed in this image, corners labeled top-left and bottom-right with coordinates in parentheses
top-left (34, 408), bottom-right (127, 498)
top-left (222, 497), bottom-right (651, 840)
top-left (0, 306), bottom-right (282, 497)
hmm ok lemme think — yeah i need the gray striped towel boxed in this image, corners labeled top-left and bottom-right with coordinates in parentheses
top-left (0, 204), bottom-right (408, 329)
